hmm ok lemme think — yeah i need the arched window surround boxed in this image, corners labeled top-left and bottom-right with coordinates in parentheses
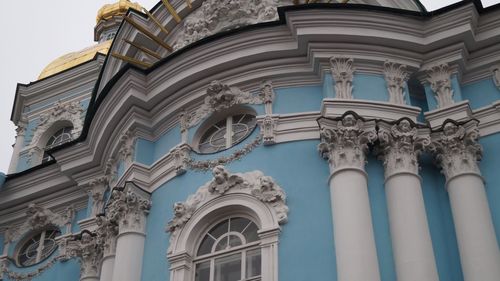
top-left (167, 167), bottom-right (287, 281)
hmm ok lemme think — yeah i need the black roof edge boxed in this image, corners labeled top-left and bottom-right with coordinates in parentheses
top-left (9, 53), bottom-right (107, 122)
top-left (5, 159), bottom-right (56, 180)
top-left (7, 1), bottom-right (498, 180)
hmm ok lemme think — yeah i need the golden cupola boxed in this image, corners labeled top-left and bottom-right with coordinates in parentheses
top-left (38, 0), bottom-right (143, 80)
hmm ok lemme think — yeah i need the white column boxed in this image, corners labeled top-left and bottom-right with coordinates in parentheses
top-left (8, 119), bottom-right (27, 174)
top-left (96, 216), bottom-right (118, 281)
top-left (318, 113), bottom-right (381, 281)
top-left (108, 183), bottom-right (151, 281)
top-left (378, 120), bottom-right (439, 281)
top-left (433, 121), bottom-right (500, 281)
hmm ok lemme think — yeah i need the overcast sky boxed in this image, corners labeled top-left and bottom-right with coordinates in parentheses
top-left (0, 0), bottom-right (499, 174)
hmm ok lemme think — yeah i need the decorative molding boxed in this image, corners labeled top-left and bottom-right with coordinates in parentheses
top-left (383, 61), bottom-right (409, 105)
top-left (424, 100), bottom-right (473, 130)
top-left (95, 216), bottom-right (118, 258)
top-left (426, 63), bottom-right (455, 108)
top-left (260, 80), bottom-right (275, 115)
top-left (185, 81), bottom-right (265, 129)
top-left (377, 119), bottom-right (430, 179)
top-left (106, 183), bottom-right (151, 234)
top-left (170, 144), bottom-right (191, 175)
top-left (84, 177), bottom-right (109, 217)
top-left (318, 113), bottom-right (377, 172)
top-left (493, 66), bottom-right (500, 89)
top-left (330, 57), bottom-right (354, 99)
top-left (260, 115), bottom-right (278, 145)
top-left (166, 166), bottom-right (288, 254)
top-left (186, 135), bottom-right (262, 171)
top-left (30, 100), bottom-right (84, 146)
top-left (430, 120), bottom-right (482, 183)
top-left (118, 129), bottom-right (136, 166)
top-left (21, 203), bottom-right (75, 233)
top-left (2, 254), bottom-right (65, 281)
top-left (173, 0), bottom-right (280, 50)
top-left (63, 232), bottom-right (102, 280)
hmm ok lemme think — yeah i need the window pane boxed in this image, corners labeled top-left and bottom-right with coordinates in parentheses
top-left (214, 253), bottom-right (241, 281)
top-left (229, 217), bottom-right (250, 233)
top-left (228, 235), bottom-right (242, 248)
top-left (209, 219), bottom-right (229, 240)
top-left (195, 261), bottom-right (211, 281)
top-left (198, 235), bottom-right (216, 256)
top-left (215, 236), bottom-right (229, 252)
top-left (246, 249), bottom-right (261, 278)
top-left (242, 222), bottom-right (259, 243)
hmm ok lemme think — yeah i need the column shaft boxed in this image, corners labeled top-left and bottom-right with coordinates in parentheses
top-left (385, 174), bottom-right (438, 281)
top-left (111, 232), bottom-right (146, 281)
top-left (330, 169), bottom-right (381, 281)
top-left (448, 174), bottom-right (500, 281)
top-left (99, 255), bottom-right (115, 281)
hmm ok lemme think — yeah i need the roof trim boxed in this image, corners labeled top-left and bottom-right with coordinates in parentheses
top-left (6, 0), bottom-right (498, 180)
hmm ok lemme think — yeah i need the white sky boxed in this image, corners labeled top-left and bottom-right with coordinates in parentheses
top-left (0, 0), bottom-right (499, 174)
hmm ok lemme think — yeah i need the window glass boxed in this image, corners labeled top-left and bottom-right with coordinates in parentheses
top-left (42, 126), bottom-right (74, 163)
top-left (18, 229), bottom-right (61, 267)
top-left (198, 114), bottom-right (256, 153)
top-left (214, 253), bottom-right (241, 281)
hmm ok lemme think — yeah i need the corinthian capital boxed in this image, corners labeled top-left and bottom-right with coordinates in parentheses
top-left (377, 119), bottom-right (430, 179)
top-left (384, 61), bottom-right (409, 105)
top-left (431, 120), bottom-right (482, 182)
top-left (318, 113), bottom-right (377, 172)
top-left (426, 63), bottom-right (455, 108)
top-left (65, 231), bottom-right (102, 280)
top-left (106, 183), bottom-right (151, 234)
top-left (330, 57), bottom-right (354, 99)
top-left (96, 215), bottom-right (119, 257)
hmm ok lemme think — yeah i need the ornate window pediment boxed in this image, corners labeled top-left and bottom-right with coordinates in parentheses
top-left (166, 166), bottom-right (288, 281)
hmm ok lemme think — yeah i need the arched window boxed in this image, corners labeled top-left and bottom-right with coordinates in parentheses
top-left (17, 228), bottom-right (61, 267)
top-left (195, 217), bottom-right (261, 281)
top-left (42, 126), bottom-right (73, 163)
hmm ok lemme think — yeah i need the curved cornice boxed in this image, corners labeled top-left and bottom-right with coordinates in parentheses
top-left (6, 2), bottom-right (500, 183)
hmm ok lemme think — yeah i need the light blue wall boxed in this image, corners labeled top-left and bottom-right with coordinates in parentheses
top-left (17, 153), bottom-right (31, 172)
top-left (323, 72), bottom-right (335, 98)
top-left (423, 75), bottom-right (463, 111)
top-left (352, 74), bottom-right (388, 102)
top-left (461, 79), bottom-right (500, 109)
top-left (135, 125), bottom-right (182, 166)
top-left (141, 140), bottom-right (337, 281)
top-left (135, 139), bottom-right (155, 166)
top-left (4, 254), bottom-right (80, 281)
top-left (478, 134), bottom-right (500, 244)
top-left (71, 208), bottom-right (88, 233)
top-left (24, 119), bottom-right (40, 146)
top-left (273, 86), bottom-right (323, 114)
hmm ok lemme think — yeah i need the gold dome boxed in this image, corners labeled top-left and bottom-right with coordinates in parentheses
top-left (96, 0), bottom-right (143, 23)
top-left (38, 40), bottom-right (112, 80)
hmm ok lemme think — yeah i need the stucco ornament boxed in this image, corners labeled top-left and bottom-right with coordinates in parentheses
top-left (186, 81), bottom-right (264, 128)
top-left (24, 203), bottom-right (75, 231)
top-left (384, 61), bottom-right (409, 105)
top-left (173, 0), bottom-right (285, 50)
top-left (64, 232), bottom-right (103, 279)
top-left (493, 67), bottom-right (500, 89)
top-left (30, 100), bottom-right (84, 146)
top-left (170, 143), bottom-right (191, 175)
top-left (318, 113), bottom-right (377, 171)
top-left (106, 185), bottom-right (152, 233)
top-left (260, 115), bottom-right (278, 145)
top-left (430, 121), bottom-right (482, 181)
top-left (85, 176), bottom-right (109, 216)
top-left (117, 129), bottom-right (136, 166)
top-left (330, 57), bottom-right (354, 99)
top-left (377, 119), bottom-right (431, 179)
top-left (166, 166), bottom-right (288, 254)
top-left (426, 63), bottom-right (455, 108)
top-left (95, 216), bottom-right (119, 257)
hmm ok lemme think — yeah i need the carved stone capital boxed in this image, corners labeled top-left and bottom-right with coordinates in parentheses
top-left (106, 183), bottom-right (151, 234)
top-left (259, 80), bottom-right (275, 104)
top-left (170, 144), bottom-right (191, 175)
top-left (318, 113), bottom-right (377, 172)
top-left (426, 63), bottom-right (455, 108)
top-left (377, 119), bottom-right (430, 179)
top-left (493, 66), bottom-right (500, 89)
top-left (95, 216), bottom-right (118, 257)
top-left (85, 177), bottom-right (109, 217)
top-left (384, 61), bottom-right (409, 105)
top-left (65, 232), bottom-right (102, 279)
top-left (166, 166), bottom-right (288, 254)
top-left (118, 130), bottom-right (136, 166)
top-left (260, 115), bottom-right (278, 145)
top-left (330, 57), bottom-right (354, 99)
top-left (25, 203), bottom-right (74, 231)
top-left (430, 120), bottom-right (482, 182)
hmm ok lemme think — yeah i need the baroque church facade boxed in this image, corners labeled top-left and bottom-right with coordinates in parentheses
top-left (1, 1), bottom-right (500, 281)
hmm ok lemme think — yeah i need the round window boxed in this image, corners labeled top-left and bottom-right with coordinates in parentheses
top-left (198, 113), bottom-right (256, 153)
top-left (17, 229), bottom-right (61, 267)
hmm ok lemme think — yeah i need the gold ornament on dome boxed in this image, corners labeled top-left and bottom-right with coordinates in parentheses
top-left (96, 0), bottom-right (143, 23)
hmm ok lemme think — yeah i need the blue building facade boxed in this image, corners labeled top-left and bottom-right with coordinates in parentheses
top-left (1, 1), bottom-right (500, 281)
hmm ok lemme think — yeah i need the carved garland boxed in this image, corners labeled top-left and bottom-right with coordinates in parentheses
top-left (1, 255), bottom-right (67, 281)
top-left (166, 165), bottom-right (288, 254)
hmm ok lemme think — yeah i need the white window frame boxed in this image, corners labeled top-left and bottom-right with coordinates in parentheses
top-left (16, 228), bottom-right (61, 267)
top-left (168, 194), bottom-right (281, 281)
